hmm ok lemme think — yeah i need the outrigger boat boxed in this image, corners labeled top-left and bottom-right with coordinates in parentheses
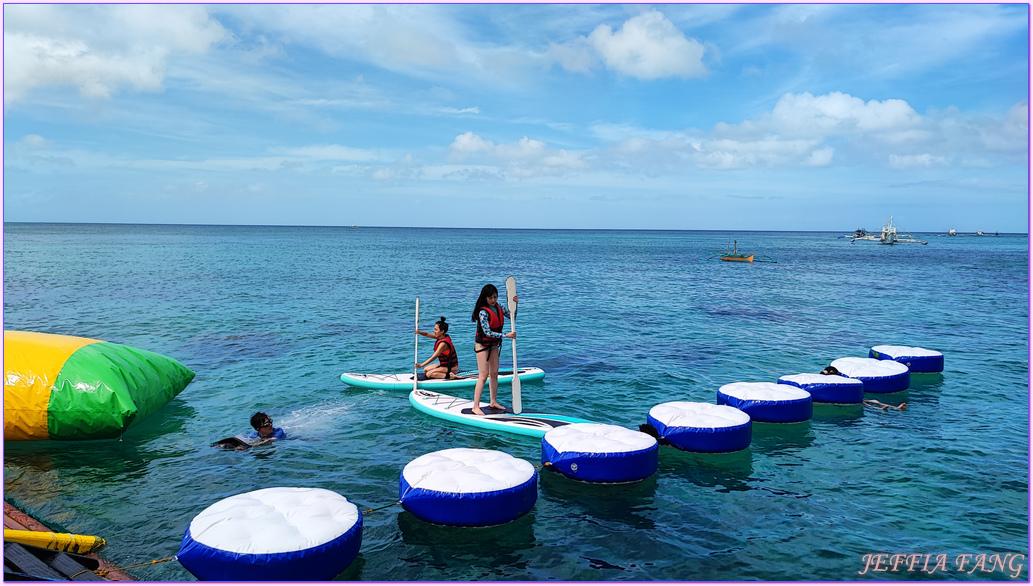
top-left (704, 240), bottom-right (776, 263)
top-left (721, 240), bottom-right (754, 262)
top-left (851, 216), bottom-right (927, 245)
top-left (839, 228), bottom-right (869, 239)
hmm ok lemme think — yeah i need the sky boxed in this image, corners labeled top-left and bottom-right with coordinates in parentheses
top-left (2, 3), bottom-right (1029, 231)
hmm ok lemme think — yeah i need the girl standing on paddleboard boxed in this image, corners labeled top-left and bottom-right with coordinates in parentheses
top-left (415, 317), bottom-right (459, 380)
top-left (471, 284), bottom-right (517, 416)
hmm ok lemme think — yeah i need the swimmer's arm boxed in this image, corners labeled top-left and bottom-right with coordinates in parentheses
top-left (479, 310), bottom-right (505, 339)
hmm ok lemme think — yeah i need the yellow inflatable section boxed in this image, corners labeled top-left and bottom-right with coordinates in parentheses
top-left (3, 529), bottom-right (107, 554)
top-left (4, 332), bottom-right (99, 440)
top-left (4, 331), bottom-right (195, 440)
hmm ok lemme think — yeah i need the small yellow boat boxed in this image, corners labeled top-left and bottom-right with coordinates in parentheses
top-left (3, 529), bottom-right (106, 554)
top-left (704, 240), bottom-right (776, 263)
top-left (720, 240), bottom-right (754, 262)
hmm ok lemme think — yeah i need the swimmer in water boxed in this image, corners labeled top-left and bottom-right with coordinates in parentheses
top-left (821, 366), bottom-right (906, 411)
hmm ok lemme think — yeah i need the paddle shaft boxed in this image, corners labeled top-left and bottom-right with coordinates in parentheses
top-left (413, 297), bottom-right (420, 392)
top-left (506, 277), bottom-right (521, 414)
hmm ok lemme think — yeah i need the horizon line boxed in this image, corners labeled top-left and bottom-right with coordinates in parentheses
top-left (1, 221), bottom-right (1028, 236)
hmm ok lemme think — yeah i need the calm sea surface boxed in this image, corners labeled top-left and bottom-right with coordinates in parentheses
top-left (2, 223), bottom-right (1029, 581)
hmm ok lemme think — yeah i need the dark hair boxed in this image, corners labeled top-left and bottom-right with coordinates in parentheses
top-left (471, 284), bottom-right (499, 322)
top-left (250, 412), bottom-right (269, 430)
top-left (436, 317), bottom-right (449, 334)
top-left (820, 366), bottom-right (840, 376)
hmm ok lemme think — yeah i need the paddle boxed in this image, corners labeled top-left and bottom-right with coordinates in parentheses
top-left (413, 297), bottom-right (420, 393)
top-left (506, 276), bottom-right (521, 414)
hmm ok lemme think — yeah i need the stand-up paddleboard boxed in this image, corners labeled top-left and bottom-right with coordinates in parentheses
top-left (410, 389), bottom-right (594, 438)
top-left (341, 367), bottom-right (544, 390)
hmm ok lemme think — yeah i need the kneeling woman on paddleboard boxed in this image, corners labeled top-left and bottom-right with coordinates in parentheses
top-left (415, 317), bottom-right (459, 380)
top-left (471, 284), bottom-right (517, 416)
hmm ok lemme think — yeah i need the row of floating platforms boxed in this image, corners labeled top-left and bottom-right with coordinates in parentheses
top-left (172, 344), bottom-right (942, 581)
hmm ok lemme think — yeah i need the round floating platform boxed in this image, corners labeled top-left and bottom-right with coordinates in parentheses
top-left (777, 373), bottom-right (865, 404)
top-left (542, 423), bottom-right (658, 483)
top-left (177, 487), bottom-right (362, 581)
top-left (869, 345), bottom-right (944, 373)
top-left (830, 357), bottom-right (910, 393)
top-left (399, 448), bottom-right (537, 527)
top-left (717, 382), bottom-right (812, 423)
top-left (647, 402), bottom-right (751, 453)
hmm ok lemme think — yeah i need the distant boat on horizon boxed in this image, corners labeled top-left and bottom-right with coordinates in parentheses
top-left (704, 240), bottom-right (776, 263)
top-left (937, 228), bottom-right (998, 237)
top-left (851, 216), bottom-right (927, 245)
top-left (838, 228), bottom-right (870, 239)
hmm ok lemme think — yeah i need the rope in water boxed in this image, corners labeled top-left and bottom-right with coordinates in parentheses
top-left (67, 556), bottom-right (178, 579)
top-left (362, 501), bottom-right (401, 514)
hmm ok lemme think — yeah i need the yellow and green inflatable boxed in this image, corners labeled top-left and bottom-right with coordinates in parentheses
top-left (4, 331), bottom-right (194, 441)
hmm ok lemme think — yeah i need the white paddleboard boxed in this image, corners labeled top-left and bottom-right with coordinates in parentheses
top-left (341, 367), bottom-right (544, 391)
top-left (409, 389), bottom-right (593, 438)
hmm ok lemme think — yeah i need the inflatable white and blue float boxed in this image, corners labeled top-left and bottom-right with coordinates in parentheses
top-left (869, 345), bottom-right (944, 373)
top-left (177, 487), bottom-right (362, 581)
top-left (830, 357), bottom-right (910, 393)
top-left (717, 382), bottom-right (812, 423)
top-left (541, 423), bottom-right (658, 483)
top-left (777, 373), bottom-right (865, 404)
top-left (399, 448), bottom-right (537, 527)
top-left (646, 402), bottom-right (752, 453)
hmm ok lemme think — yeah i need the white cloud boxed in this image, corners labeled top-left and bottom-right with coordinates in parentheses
top-left (438, 92), bottom-right (1022, 179)
top-left (888, 153), bottom-right (948, 169)
top-left (447, 132), bottom-right (586, 178)
top-left (587, 10), bottom-right (706, 80)
top-left (549, 10), bottom-right (706, 80)
top-left (369, 153), bottom-right (423, 182)
top-left (220, 5), bottom-right (463, 76)
top-left (21, 134), bottom-right (48, 148)
top-left (3, 5), bottom-right (229, 104)
top-left (371, 168), bottom-right (395, 181)
top-left (279, 145), bottom-right (381, 162)
top-left (971, 101), bottom-right (1028, 153)
top-left (331, 165), bottom-right (365, 176)
top-left (806, 147), bottom-right (835, 167)
top-left (496, 136), bottom-right (547, 160)
top-left (449, 131), bottom-right (495, 159)
top-left (4, 33), bottom-right (165, 100)
top-left (547, 38), bottom-right (597, 74)
top-left (769, 92), bottom-right (921, 137)
top-left (441, 106), bottom-right (480, 115)
top-left (690, 137), bottom-right (822, 170)
top-left (597, 92), bottom-right (1025, 173)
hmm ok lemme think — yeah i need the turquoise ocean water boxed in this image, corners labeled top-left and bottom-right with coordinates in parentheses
top-left (2, 223), bottom-right (1029, 581)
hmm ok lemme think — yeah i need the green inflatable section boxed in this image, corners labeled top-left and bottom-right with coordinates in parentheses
top-left (47, 342), bottom-right (195, 440)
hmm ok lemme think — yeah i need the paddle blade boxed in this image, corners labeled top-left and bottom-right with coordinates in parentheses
top-left (505, 276), bottom-right (516, 309)
top-left (511, 374), bottom-right (522, 414)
